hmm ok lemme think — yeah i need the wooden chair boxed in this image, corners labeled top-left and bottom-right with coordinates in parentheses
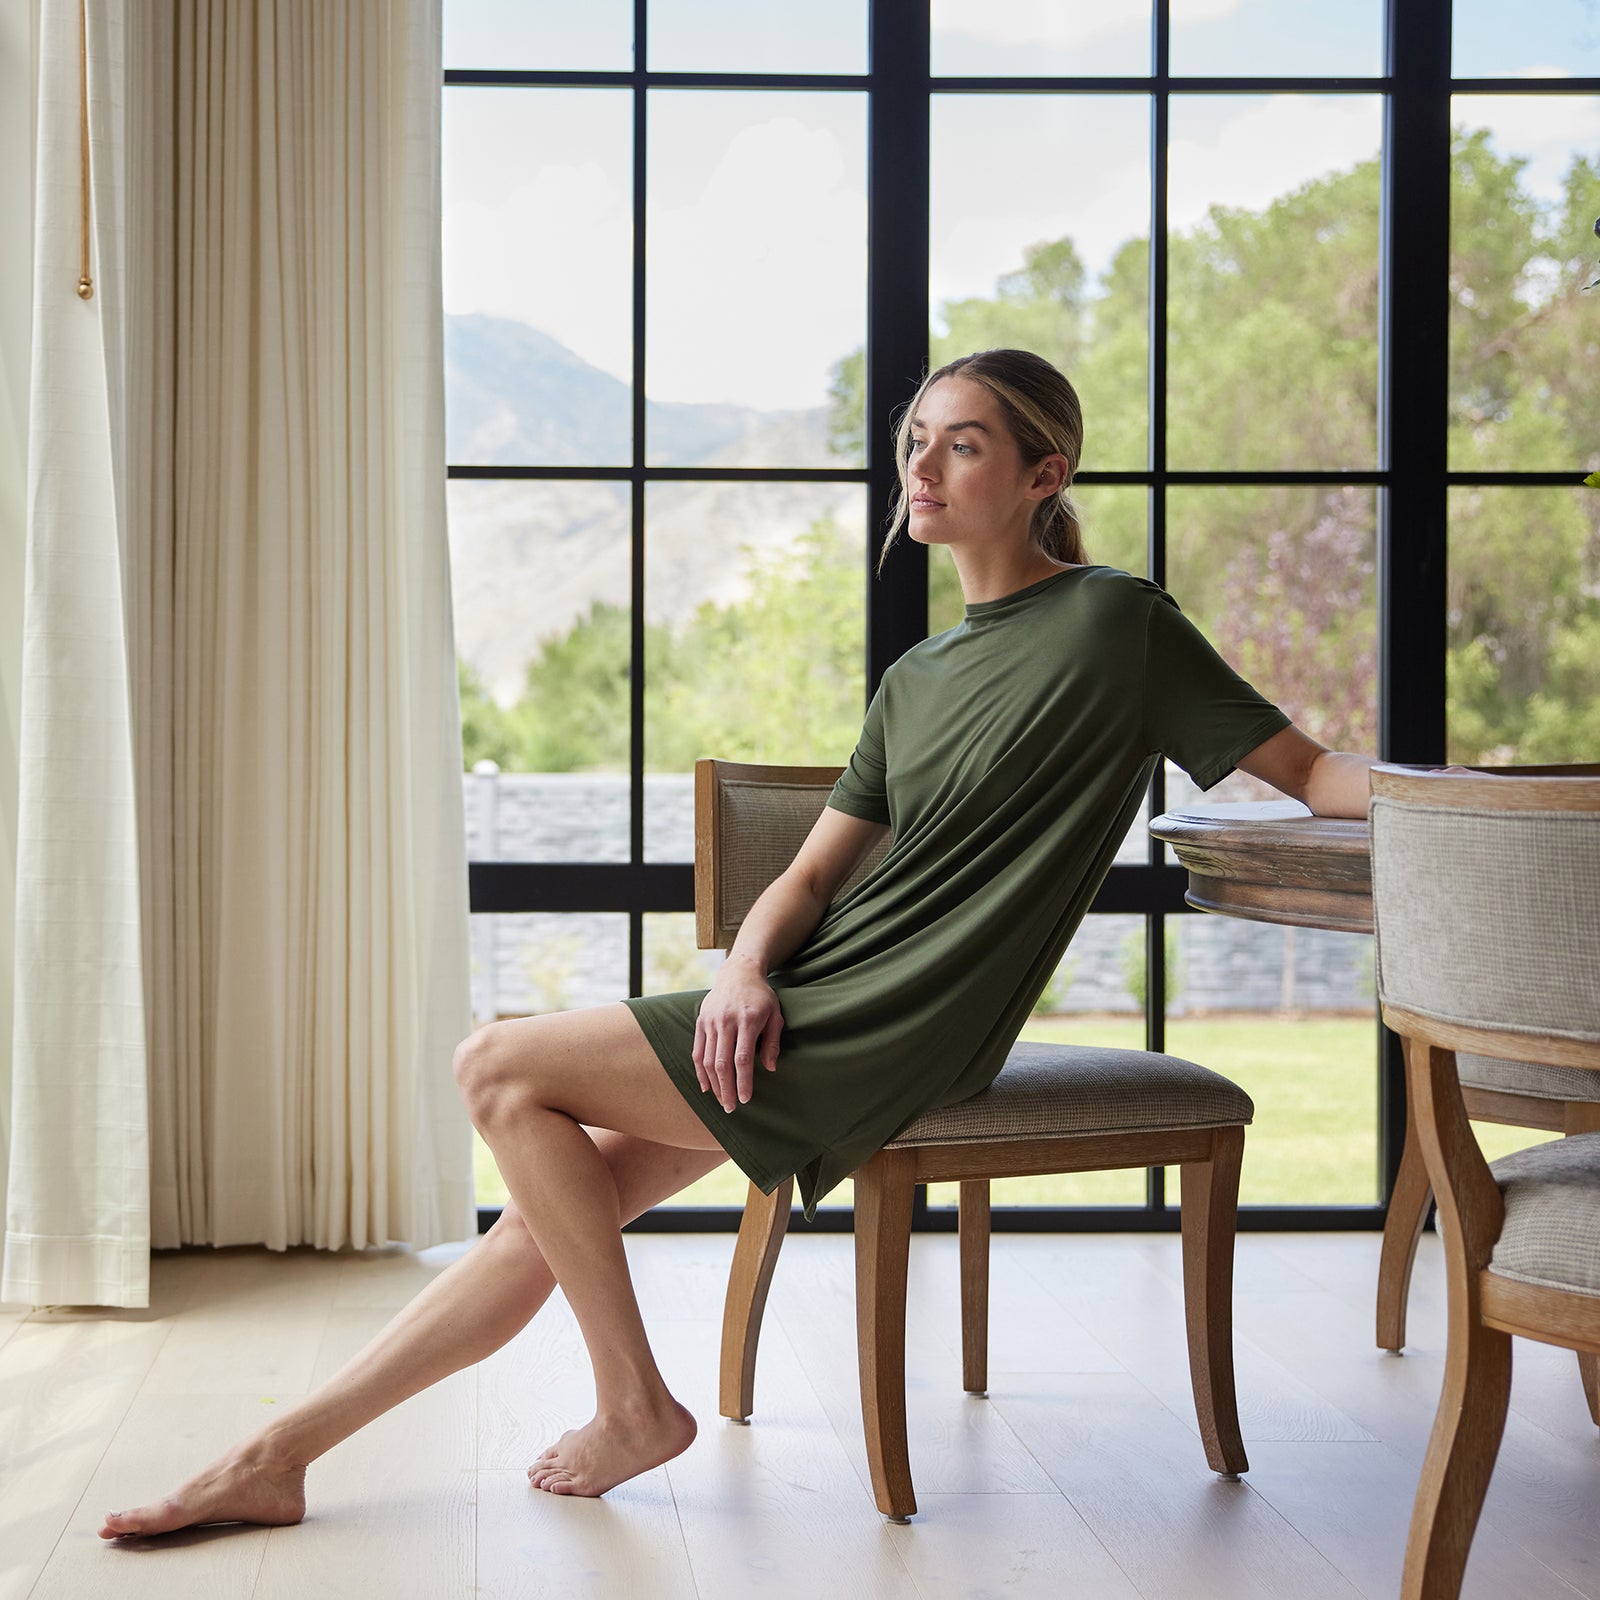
top-left (1376, 763), bottom-right (1600, 1360)
top-left (697, 758), bottom-right (1254, 1521)
top-left (1369, 766), bottom-right (1600, 1599)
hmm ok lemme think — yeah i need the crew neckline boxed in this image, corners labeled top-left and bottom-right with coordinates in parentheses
top-left (962, 564), bottom-right (1096, 619)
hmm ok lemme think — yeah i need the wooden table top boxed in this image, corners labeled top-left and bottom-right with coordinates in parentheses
top-left (1149, 800), bottom-right (1374, 936)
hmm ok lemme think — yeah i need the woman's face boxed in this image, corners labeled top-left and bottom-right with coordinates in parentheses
top-left (904, 376), bottom-right (1057, 554)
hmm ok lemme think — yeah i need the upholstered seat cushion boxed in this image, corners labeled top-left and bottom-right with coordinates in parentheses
top-left (1459, 1052), bottom-right (1600, 1105)
top-left (885, 1040), bottom-right (1253, 1148)
top-left (1488, 1133), bottom-right (1600, 1298)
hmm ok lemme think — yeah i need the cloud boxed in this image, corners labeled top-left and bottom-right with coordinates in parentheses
top-left (1168, 96), bottom-right (1381, 234)
top-left (444, 159), bottom-right (633, 381)
top-left (1456, 92), bottom-right (1600, 204)
top-left (645, 116), bottom-right (867, 408)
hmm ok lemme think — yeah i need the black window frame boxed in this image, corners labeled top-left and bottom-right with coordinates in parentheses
top-left (446, 0), bottom-right (1597, 1235)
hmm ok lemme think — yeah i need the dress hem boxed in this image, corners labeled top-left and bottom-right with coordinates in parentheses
top-left (621, 994), bottom-right (810, 1201)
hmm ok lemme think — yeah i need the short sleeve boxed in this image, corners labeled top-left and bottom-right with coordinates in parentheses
top-left (827, 683), bottom-right (891, 825)
top-left (1142, 590), bottom-right (1291, 792)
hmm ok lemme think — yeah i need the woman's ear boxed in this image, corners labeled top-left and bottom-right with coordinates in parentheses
top-left (1027, 454), bottom-right (1070, 500)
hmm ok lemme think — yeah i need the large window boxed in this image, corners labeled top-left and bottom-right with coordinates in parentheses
top-left (444, 1), bottom-right (1600, 1229)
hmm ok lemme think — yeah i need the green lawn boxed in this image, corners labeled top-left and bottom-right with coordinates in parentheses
top-left (473, 1013), bottom-right (1556, 1212)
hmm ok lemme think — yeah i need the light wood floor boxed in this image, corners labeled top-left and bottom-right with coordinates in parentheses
top-left (3, 1227), bottom-right (1598, 1599)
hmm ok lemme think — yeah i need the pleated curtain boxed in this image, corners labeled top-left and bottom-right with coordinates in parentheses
top-left (5, 0), bottom-right (474, 1310)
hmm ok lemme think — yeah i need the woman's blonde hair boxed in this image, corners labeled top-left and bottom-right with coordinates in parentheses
top-left (878, 348), bottom-right (1087, 576)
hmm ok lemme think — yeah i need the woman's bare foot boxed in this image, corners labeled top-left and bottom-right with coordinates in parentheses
top-left (98, 1445), bottom-right (307, 1540)
top-left (526, 1396), bottom-right (697, 1496)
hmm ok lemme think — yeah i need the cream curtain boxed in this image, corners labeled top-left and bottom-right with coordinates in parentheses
top-left (5, 0), bottom-right (473, 1310)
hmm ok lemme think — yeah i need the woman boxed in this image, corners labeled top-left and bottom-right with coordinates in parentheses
top-left (101, 349), bottom-right (1375, 1539)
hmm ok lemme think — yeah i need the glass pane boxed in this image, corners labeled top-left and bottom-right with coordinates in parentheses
top-left (1081, 484), bottom-right (1148, 579)
top-left (930, 95), bottom-right (1150, 474)
top-left (1454, 0), bottom-right (1600, 79)
top-left (444, 0), bottom-right (632, 71)
top-left (449, 481), bottom-right (632, 862)
top-left (931, 0), bottom-right (1150, 77)
top-left (1448, 97), bottom-right (1600, 473)
top-left (1447, 487), bottom-right (1600, 763)
top-left (647, 91), bottom-right (867, 467)
top-left (649, 0), bottom-right (867, 74)
top-left (1167, 95), bottom-right (1382, 470)
top-left (444, 89), bottom-right (632, 466)
top-left (644, 483), bottom-right (868, 861)
top-left (471, 912), bottom-right (630, 1205)
top-left (1170, 0), bottom-right (1382, 78)
top-left (1169, 920), bottom-right (1378, 1205)
top-left (642, 911), bottom-right (724, 996)
top-left (1165, 484), bottom-right (1378, 765)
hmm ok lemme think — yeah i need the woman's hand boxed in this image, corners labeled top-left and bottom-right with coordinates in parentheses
top-left (693, 955), bottom-right (785, 1114)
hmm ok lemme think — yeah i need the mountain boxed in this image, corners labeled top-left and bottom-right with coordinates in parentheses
top-left (443, 314), bottom-right (862, 703)
top-left (444, 313), bottom-right (841, 469)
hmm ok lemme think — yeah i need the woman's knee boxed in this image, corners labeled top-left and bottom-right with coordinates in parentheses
top-left (452, 1019), bottom-right (539, 1122)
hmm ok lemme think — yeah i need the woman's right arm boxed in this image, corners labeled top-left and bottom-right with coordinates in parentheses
top-left (694, 806), bottom-right (889, 1114)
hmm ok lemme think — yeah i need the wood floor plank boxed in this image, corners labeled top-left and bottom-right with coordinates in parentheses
top-left (26, 1393), bottom-right (274, 1600)
top-left (331, 1240), bottom-right (474, 1311)
top-left (898, 1233), bottom-right (1126, 1376)
top-left (1001, 1235), bottom-right (1377, 1444)
top-left (249, 1372), bottom-right (476, 1600)
top-left (1503, 1337), bottom-right (1600, 1453)
top-left (139, 1251), bottom-right (343, 1399)
top-left (886, 1491), bottom-right (1141, 1599)
top-left (476, 1467), bottom-right (697, 1600)
top-left (0, 1317), bottom-right (175, 1600)
top-left (652, 1316), bottom-right (924, 1600)
top-left (772, 1277), bottom-right (1060, 1498)
top-left (477, 1297), bottom-right (596, 1474)
top-left (1168, 1256), bottom-right (1600, 1595)
top-left (991, 1372), bottom-right (1366, 1600)
top-left (1245, 1440), bottom-right (1586, 1600)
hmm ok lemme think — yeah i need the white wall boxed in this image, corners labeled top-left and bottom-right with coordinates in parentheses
top-left (0, 0), bottom-right (35, 1234)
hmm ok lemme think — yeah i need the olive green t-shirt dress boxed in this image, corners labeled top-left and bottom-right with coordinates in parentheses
top-left (623, 565), bottom-right (1291, 1218)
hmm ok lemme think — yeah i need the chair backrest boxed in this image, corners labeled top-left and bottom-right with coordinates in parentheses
top-left (1369, 766), bottom-right (1600, 1069)
top-left (694, 759), bottom-right (893, 950)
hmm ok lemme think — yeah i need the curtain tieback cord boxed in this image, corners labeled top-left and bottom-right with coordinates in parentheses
top-left (76, 0), bottom-right (92, 301)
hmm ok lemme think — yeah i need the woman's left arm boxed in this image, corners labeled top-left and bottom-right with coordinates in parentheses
top-left (1235, 725), bottom-right (1375, 819)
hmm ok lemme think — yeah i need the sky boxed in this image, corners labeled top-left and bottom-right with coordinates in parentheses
top-left (441, 0), bottom-right (1600, 410)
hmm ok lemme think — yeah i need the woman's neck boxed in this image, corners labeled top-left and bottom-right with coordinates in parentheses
top-left (950, 546), bottom-right (1075, 606)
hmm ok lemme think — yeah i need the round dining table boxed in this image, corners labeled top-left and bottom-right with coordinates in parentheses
top-left (1149, 798), bottom-right (1372, 935)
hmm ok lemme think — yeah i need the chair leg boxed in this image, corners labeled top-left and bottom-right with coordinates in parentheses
top-left (1400, 1036), bottom-right (1512, 1600)
top-left (1178, 1124), bottom-right (1248, 1478)
top-left (959, 1178), bottom-right (990, 1394)
top-left (1378, 1100), bottom-right (1434, 1353)
top-left (718, 1176), bottom-right (793, 1422)
top-left (854, 1147), bottom-right (920, 1521)
top-left (1402, 1312), bottom-right (1513, 1598)
top-left (1578, 1352), bottom-right (1600, 1428)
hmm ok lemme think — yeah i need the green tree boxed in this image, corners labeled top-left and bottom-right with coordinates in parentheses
top-left (646, 516), bottom-right (866, 769)
top-left (515, 599), bottom-right (633, 771)
top-left (458, 658), bottom-right (520, 770)
top-left (466, 129), bottom-right (1600, 776)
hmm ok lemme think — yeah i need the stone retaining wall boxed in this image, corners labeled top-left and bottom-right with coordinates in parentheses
top-left (462, 769), bottom-right (1374, 1023)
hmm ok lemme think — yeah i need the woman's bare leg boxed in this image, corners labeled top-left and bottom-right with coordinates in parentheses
top-left (451, 1003), bottom-right (732, 1499)
top-left (99, 1007), bottom-right (728, 1539)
